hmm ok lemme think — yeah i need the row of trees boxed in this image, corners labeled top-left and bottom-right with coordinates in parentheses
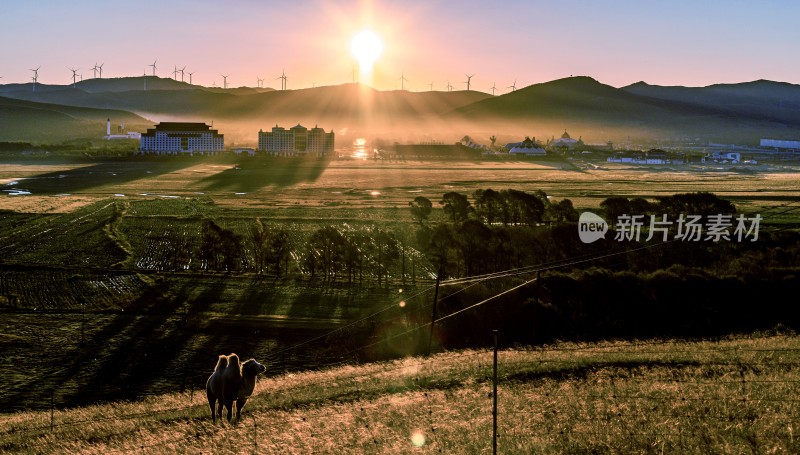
top-left (152, 190), bottom-right (792, 286)
top-left (411, 189), bottom-right (579, 226)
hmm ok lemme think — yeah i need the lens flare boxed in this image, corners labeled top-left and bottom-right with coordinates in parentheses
top-left (410, 431), bottom-right (426, 447)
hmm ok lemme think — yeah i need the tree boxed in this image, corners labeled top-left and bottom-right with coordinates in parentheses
top-left (456, 219), bottom-right (492, 276)
top-left (489, 135), bottom-right (497, 148)
top-left (547, 199), bottom-right (579, 223)
top-left (440, 192), bottom-right (471, 223)
top-left (200, 219), bottom-right (224, 270)
top-left (473, 189), bottom-right (505, 225)
top-left (249, 218), bottom-right (269, 274)
top-left (306, 226), bottom-right (345, 282)
top-left (409, 196), bottom-right (433, 226)
top-left (372, 229), bottom-right (400, 287)
top-left (268, 228), bottom-right (292, 277)
top-left (600, 197), bottom-right (632, 223)
top-left (502, 189), bottom-right (545, 225)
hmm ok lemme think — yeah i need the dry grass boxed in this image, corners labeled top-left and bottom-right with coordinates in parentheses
top-left (2, 160), bottom-right (799, 214)
top-left (2, 334), bottom-right (798, 454)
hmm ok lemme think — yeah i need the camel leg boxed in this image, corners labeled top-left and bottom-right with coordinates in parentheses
top-left (235, 398), bottom-right (248, 423)
top-left (207, 391), bottom-right (216, 423)
top-left (216, 401), bottom-right (224, 423)
top-left (224, 400), bottom-right (234, 422)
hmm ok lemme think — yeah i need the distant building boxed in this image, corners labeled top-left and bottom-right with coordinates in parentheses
top-left (506, 137), bottom-right (547, 156)
top-left (702, 151), bottom-right (741, 164)
top-left (258, 124), bottom-right (334, 157)
top-left (607, 149), bottom-right (672, 164)
top-left (760, 138), bottom-right (800, 150)
top-left (104, 118), bottom-right (141, 140)
top-left (139, 122), bottom-right (224, 154)
top-left (388, 143), bottom-right (481, 160)
top-left (549, 130), bottom-right (583, 149)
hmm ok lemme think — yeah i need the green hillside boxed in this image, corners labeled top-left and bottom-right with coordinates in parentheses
top-left (0, 95), bottom-right (151, 143)
top-left (451, 76), bottom-right (800, 143)
top-left (3, 76), bottom-right (800, 144)
top-left (622, 79), bottom-right (800, 128)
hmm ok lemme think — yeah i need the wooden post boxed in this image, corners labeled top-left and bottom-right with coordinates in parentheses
top-left (492, 330), bottom-right (498, 455)
top-left (427, 265), bottom-right (443, 356)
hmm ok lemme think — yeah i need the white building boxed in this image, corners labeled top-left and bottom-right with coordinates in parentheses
top-left (760, 139), bottom-right (800, 150)
top-left (506, 137), bottom-right (547, 156)
top-left (702, 151), bottom-right (741, 164)
top-left (139, 122), bottom-right (224, 154)
top-left (258, 124), bottom-right (334, 157)
top-left (549, 130), bottom-right (583, 149)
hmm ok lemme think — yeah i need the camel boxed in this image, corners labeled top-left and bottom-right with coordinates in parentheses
top-left (206, 353), bottom-right (267, 423)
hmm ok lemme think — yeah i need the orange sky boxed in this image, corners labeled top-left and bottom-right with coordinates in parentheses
top-left (1, 1), bottom-right (799, 91)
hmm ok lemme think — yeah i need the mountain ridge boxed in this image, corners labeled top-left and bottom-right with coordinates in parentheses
top-left (1, 76), bottom-right (799, 144)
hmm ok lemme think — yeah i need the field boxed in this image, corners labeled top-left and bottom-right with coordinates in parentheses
top-left (2, 157), bottom-right (799, 215)
top-left (0, 334), bottom-right (798, 454)
top-left (1, 154), bottom-right (799, 452)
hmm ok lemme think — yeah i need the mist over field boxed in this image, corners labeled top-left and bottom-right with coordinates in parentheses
top-left (3, 76), bottom-right (800, 146)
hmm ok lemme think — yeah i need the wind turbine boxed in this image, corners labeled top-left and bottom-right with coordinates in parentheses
top-left (149, 60), bottom-right (157, 76)
top-left (429, 81), bottom-right (434, 92)
top-left (172, 65), bottom-right (179, 80)
top-left (399, 72), bottom-right (408, 91)
top-left (464, 73), bottom-right (474, 91)
top-left (221, 74), bottom-right (230, 89)
top-left (188, 71), bottom-right (195, 85)
top-left (257, 77), bottom-right (264, 88)
top-left (92, 63), bottom-right (99, 79)
top-left (446, 80), bottom-right (453, 92)
top-left (507, 79), bottom-right (517, 92)
top-left (180, 66), bottom-right (186, 82)
top-left (69, 67), bottom-right (79, 88)
top-left (29, 66), bottom-right (40, 92)
top-left (490, 82), bottom-right (497, 96)
top-left (351, 66), bottom-right (357, 84)
top-left (97, 63), bottom-right (104, 78)
top-left (276, 69), bottom-right (287, 90)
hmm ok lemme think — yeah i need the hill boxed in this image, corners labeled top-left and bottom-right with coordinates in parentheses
top-left (0, 95), bottom-right (151, 143)
top-left (1, 335), bottom-right (797, 453)
top-left (621, 79), bottom-right (800, 129)
top-left (451, 76), bottom-right (800, 144)
top-left (0, 80), bottom-right (492, 143)
top-left (3, 76), bottom-right (800, 145)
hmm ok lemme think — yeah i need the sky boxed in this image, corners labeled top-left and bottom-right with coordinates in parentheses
top-left (1, 0), bottom-right (798, 92)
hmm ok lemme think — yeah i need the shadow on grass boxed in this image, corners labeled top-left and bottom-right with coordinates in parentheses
top-left (198, 157), bottom-right (329, 192)
top-left (1, 158), bottom-right (197, 195)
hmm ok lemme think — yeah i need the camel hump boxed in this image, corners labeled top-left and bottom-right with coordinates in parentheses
top-left (227, 353), bottom-right (240, 369)
top-left (214, 354), bottom-right (229, 372)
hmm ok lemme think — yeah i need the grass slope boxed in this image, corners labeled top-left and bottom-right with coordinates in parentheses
top-left (452, 76), bottom-right (800, 143)
top-left (0, 95), bottom-right (151, 142)
top-left (1, 334), bottom-right (798, 454)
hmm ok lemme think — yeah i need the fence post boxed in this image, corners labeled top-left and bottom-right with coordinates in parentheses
top-left (427, 265), bottom-right (443, 356)
top-left (492, 329), bottom-right (498, 455)
top-left (253, 416), bottom-right (258, 454)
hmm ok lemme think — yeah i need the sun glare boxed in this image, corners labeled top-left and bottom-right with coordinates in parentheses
top-left (351, 30), bottom-right (383, 72)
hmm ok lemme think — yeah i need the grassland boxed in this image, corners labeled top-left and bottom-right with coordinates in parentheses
top-left (1, 157), bottom-right (799, 215)
top-left (1, 155), bottom-right (799, 453)
top-left (0, 334), bottom-right (798, 454)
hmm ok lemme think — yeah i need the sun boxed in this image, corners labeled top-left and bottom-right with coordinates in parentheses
top-left (351, 30), bottom-right (383, 72)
